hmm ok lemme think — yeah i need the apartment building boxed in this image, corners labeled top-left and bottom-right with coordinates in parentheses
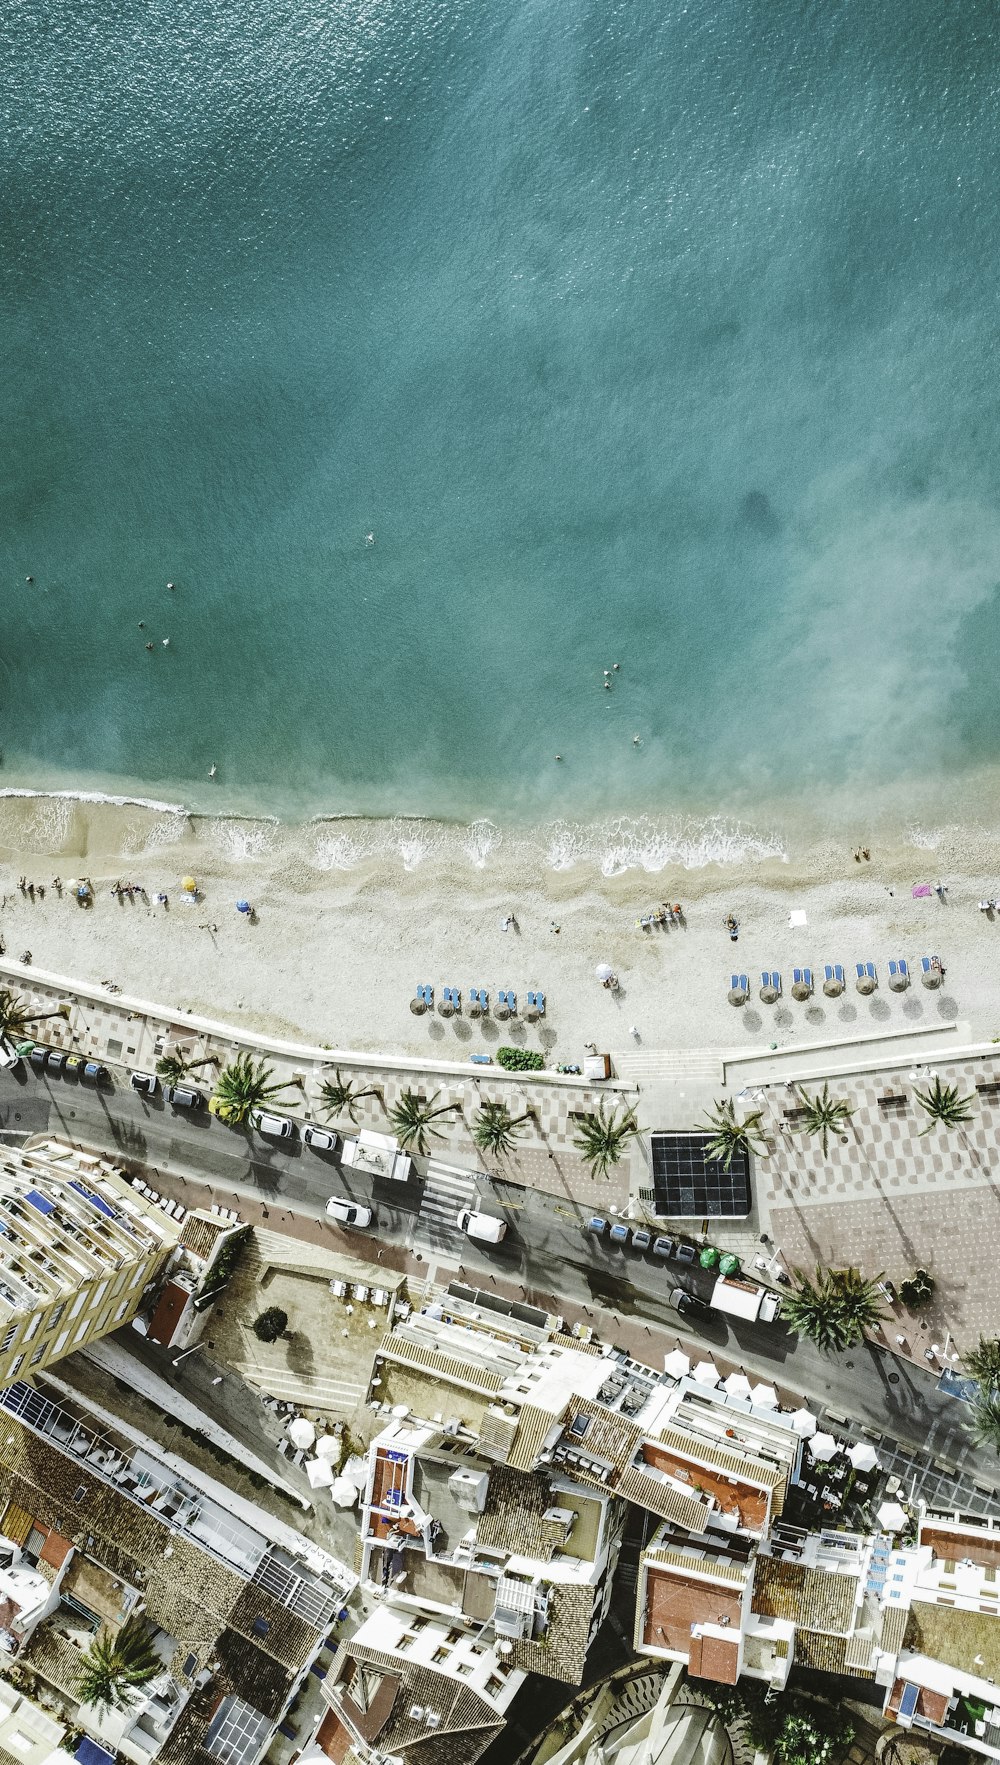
top-left (313, 1601), bottom-right (523, 1765)
top-left (0, 1679), bottom-right (75, 1765)
top-left (357, 1413), bottom-right (624, 1684)
top-left (0, 1138), bottom-right (181, 1387)
top-left (0, 1371), bottom-right (356, 1765)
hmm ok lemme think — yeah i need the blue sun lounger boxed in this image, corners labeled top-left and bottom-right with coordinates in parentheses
top-left (792, 967), bottom-right (812, 991)
top-left (729, 973), bottom-right (749, 996)
top-left (416, 984), bottom-right (433, 1005)
top-left (506, 990), bottom-right (517, 1015)
top-left (468, 987), bottom-right (480, 1008)
top-left (533, 990), bottom-right (545, 1016)
top-left (760, 970), bottom-right (781, 995)
top-left (449, 987), bottom-right (461, 1009)
top-left (824, 964), bottom-right (844, 986)
top-left (856, 962), bottom-right (876, 982)
top-left (477, 987), bottom-right (489, 1009)
top-left (888, 958), bottom-right (909, 988)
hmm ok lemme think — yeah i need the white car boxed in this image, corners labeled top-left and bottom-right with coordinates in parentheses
top-left (326, 1196), bottom-right (373, 1228)
top-left (457, 1208), bottom-right (507, 1244)
top-left (251, 1111), bottom-right (296, 1139)
top-left (303, 1123), bottom-right (338, 1152)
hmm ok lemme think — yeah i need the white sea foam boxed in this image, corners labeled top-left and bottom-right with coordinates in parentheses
top-left (0, 787), bottom-right (187, 813)
top-left (311, 832), bottom-right (366, 871)
top-left (462, 819), bottom-right (502, 868)
top-left (541, 814), bottom-right (787, 874)
top-left (906, 824), bottom-right (943, 851)
top-left (214, 818), bottom-right (279, 863)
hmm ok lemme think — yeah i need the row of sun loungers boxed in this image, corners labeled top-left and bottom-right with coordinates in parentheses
top-left (412, 985), bottom-right (546, 1020)
top-left (729, 956), bottom-right (944, 1005)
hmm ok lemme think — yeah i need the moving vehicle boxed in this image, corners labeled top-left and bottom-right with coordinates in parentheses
top-left (166, 1084), bottom-right (203, 1110)
top-left (250, 1111), bottom-right (295, 1139)
top-left (303, 1123), bottom-right (337, 1152)
top-left (326, 1196), bottom-right (373, 1228)
top-left (670, 1287), bottom-right (709, 1318)
top-left (130, 1071), bottom-right (158, 1096)
top-left (458, 1208), bottom-right (507, 1244)
top-left (81, 1062), bottom-right (109, 1085)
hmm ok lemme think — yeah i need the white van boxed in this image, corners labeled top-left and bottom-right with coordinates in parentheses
top-left (458, 1208), bottom-right (507, 1244)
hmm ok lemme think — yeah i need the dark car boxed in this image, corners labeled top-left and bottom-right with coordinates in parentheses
top-left (653, 1235), bottom-right (676, 1259)
top-left (166, 1085), bottom-right (203, 1110)
top-left (631, 1228), bottom-right (652, 1252)
top-left (670, 1287), bottom-right (710, 1318)
top-left (674, 1243), bottom-right (697, 1265)
top-left (29, 1047), bottom-right (48, 1073)
top-left (46, 1050), bottom-right (67, 1075)
top-left (82, 1062), bottom-right (110, 1085)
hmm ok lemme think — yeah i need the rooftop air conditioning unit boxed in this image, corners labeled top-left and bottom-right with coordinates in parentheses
top-left (424, 1712), bottom-right (441, 1729)
top-left (408, 1706), bottom-right (425, 1722)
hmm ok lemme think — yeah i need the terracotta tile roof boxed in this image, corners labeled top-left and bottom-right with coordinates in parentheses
top-left (751, 1556), bottom-right (859, 1635)
top-left (921, 1524), bottom-right (1000, 1572)
top-left (641, 1562), bottom-right (743, 1659)
top-left (879, 1603), bottom-right (909, 1656)
top-left (180, 1213), bottom-right (234, 1263)
top-left (506, 1405), bottom-right (560, 1473)
top-left (476, 1409), bottom-right (520, 1463)
top-left (688, 1632), bottom-right (740, 1685)
top-left (616, 1465), bottom-right (709, 1530)
top-left (887, 1678), bottom-right (949, 1725)
top-left (477, 1467), bottom-right (567, 1560)
top-left (642, 1442), bottom-right (767, 1533)
top-left (338, 1647), bottom-right (503, 1765)
top-left (508, 1583), bottom-right (595, 1685)
top-left (795, 1629), bottom-right (873, 1677)
top-left (377, 1334), bottom-right (505, 1397)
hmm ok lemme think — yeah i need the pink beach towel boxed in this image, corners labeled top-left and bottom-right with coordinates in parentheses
top-left (911, 883), bottom-right (933, 898)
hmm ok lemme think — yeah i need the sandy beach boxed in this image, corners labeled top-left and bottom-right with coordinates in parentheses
top-left (0, 793), bottom-right (997, 1062)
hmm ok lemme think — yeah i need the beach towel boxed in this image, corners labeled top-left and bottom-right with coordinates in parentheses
top-left (911, 883), bottom-right (933, 898)
top-left (788, 909), bottom-right (807, 927)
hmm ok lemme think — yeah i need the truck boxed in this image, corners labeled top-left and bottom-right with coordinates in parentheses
top-left (710, 1273), bottom-right (767, 1320)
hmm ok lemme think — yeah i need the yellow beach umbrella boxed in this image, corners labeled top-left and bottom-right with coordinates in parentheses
top-left (182, 875), bottom-right (198, 893)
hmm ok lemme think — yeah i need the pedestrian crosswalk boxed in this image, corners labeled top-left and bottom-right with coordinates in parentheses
top-left (419, 1162), bottom-right (478, 1234)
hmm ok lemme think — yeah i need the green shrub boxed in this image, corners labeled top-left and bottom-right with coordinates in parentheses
top-left (496, 1047), bottom-right (544, 1072)
top-left (253, 1306), bottom-right (288, 1342)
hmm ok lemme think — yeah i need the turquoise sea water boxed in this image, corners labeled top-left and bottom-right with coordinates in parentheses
top-left (3, 0), bottom-right (1000, 825)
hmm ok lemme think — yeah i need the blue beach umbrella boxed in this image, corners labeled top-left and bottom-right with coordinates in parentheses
top-left (236, 899), bottom-right (251, 915)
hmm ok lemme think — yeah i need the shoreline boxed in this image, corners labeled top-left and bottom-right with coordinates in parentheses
top-left (0, 792), bottom-right (997, 1059)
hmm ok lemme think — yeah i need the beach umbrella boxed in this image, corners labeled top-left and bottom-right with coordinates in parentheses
top-left (847, 1441), bottom-right (880, 1473)
top-left (182, 876), bottom-right (198, 893)
top-left (663, 1348), bottom-right (690, 1380)
top-left (856, 973), bottom-right (877, 995)
top-left (65, 879), bottom-right (79, 893)
top-left (305, 1456), bottom-right (335, 1490)
top-left (692, 1359), bottom-right (719, 1387)
top-left (342, 1454), bottom-right (369, 1490)
top-left (493, 1000), bottom-right (510, 1020)
top-left (878, 1500), bottom-right (908, 1532)
top-left (728, 985), bottom-right (748, 1007)
top-left (759, 979), bottom-right (780, 1004)
top-left (723, 1372), bottom-right (753, 1400)
top-left (236, 899), bottom-right (251, 915)
top-left (920, 959), bottom-right (943, 989)
top-left (595, 962), bottom-right (615, 982)
top-left (409, 997), bottom-right (428, 1015)
top-left (437, 997), bottom-right (454, 1017)
top-left (331, 1477), bottom-right (358, 1508)
top-left (315, 1435), bottom-right (340, 1462)
top-left (789, 1407), bottom-right (818, 1437)
top-left (791, 977), bottom-right (811, 1001)
top-left (750, 1382), bottom-right (779, 1409)
top-left (823, 973), bottom-right (845, 997)
top-left (287, 1417), bottom-right (316, 1451)
top-left (808, 1431), bottom-right (838, 1463)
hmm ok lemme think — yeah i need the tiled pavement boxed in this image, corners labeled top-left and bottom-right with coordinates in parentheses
top-left (754, 1054), bottom-right (1000, 1351)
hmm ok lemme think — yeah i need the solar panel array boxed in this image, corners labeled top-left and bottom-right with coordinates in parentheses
top-left (649, 1132), bottom-right (751, 1218)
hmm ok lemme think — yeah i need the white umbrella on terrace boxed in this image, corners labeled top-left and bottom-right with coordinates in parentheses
top-left (878, 1500), bottom-right (908, 1532)
top-left (305, 1457), bottom-right (335, 1490)
top-left (723, 1372), bottom-right (753, 1400)
top-left (808, 1431), bottom-right (838, 1463)
top-left (315, 1435), bottom-right (340, 1463)
top-left (750, 1382), bottom-right (779, 1409)
top-left (287, 1417), bottom-right (316, 1451)
top-left (847, 1441), bottom-right (880, 1473)
top-left (331, 1477), bottom-right (359, 1508)
top-left (664, 1349), bottom-right (691, 1380)
top-left (692, 1359), bottom-right (720, 1387)
top-left (789, 1407), bottom-right (818, 1437)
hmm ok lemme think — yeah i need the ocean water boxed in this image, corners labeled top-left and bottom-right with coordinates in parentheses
top-left (3, 0), bottom-right (1000, 829)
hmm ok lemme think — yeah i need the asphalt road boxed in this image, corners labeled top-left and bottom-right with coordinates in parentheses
top-left (4, 1065), bottom-right (996, 1494)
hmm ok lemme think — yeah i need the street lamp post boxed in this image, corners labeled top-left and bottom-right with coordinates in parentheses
top-left (172, 1342), bottom-right (203, 1368)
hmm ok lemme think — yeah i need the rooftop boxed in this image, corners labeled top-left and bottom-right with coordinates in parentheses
top-left (641, 1562), bottom-right (743, 1662)
top-left (905, 1597), bottom-right (1000, 1685)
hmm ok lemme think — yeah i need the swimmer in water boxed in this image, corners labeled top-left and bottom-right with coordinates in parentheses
top-left (145, 642), bottom-right (154, 651)
top-left (162, 637), bottom-right (170, 647)
top-left (209, 764), bottom-right (217, 779)
top-left (365, 532), bottom-right (375, 545)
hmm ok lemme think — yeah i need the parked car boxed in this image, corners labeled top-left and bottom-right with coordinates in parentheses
top-left (0, 1043), bottom-right (21, 1071)
top-left (458, 1208), bottom-right (507, 1243)
top-left (82, 1062), bottom-right (110, 1085)
top-left (166, 1084), bottom-right (203, 1110)
top-left (759, 1290), bottom-right (783, 1323)
top-left (130, 1071), bottom-right (158, 1096)
top-left (46, 1050), bottom-right (67, 1075)
top-left (652, 1235), bottom-right (676, 1259)
top-left (609, 1222), bottom-right (631, 1246)
top-left (674, 1243), bottom-right (697, 1265)
top-left (251, 1111), bottom-right (296, 1140)
top-left (586, 1216), bottom-right (608, 1236)
top-left (326, 1196), bottom-right (373, 1228)
top-left (631, 1228), bottom-right (652, 1252)
top-left (670, 1287), bottom-right (709, 1318)
top-left (303, 1123), bottom-right (337, 1152)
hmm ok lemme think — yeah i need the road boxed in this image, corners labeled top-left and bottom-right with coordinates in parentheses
top-left (4, 1065), bottom-right (996, 1500)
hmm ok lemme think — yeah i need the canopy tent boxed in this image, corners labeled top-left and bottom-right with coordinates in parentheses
top-left (305, 1457), bottom-right (335, 1490)
top-left (331, 1477), bottom-right (359, 1508)
top-left (877, 1500), bottom-right (908, 1532)
top-left (315, 1435), bottom-right (340, 1462)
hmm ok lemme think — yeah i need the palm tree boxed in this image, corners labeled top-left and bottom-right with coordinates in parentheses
top-left (965, 1335), bottom-right (1000, 1390)
top-left (320, 1069), bottom-right (383, 1124)
top-left (781, 1268), bottom-right (850, 1354)
top-left (572, 1103), bottom-right (639, 1181)
top-left (701, 1099), bottom-right (768, 1170)
top-left (155, 1053), bottom-right (217, 1088)
top-left (0, 987), bottom-right (70, 1049)
top-left (76, 1616), bottom-right (161, 1714)
top-left (967, 1385), bottom-right (1000, 1455)
top-left (914, 1076), bottom-right (975, 1135)
top-left (209, 1054), bottom-right (295, 1126)
top-left (473, 1100), bottom-right (531, 1159)
top-left (796, 1083), bottom-right (854, 1157)
top-left (831, 1266), bottom-right (888, 1340)
top-left (389, 1087), bottom-right (459, 1155)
